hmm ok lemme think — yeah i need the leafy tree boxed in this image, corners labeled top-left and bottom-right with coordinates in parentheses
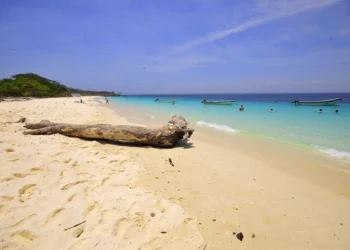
top-left (0, 73), bottom-right (119, 97)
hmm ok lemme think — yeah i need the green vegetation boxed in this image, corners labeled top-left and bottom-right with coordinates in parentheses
top-left (0, 73), bottom-right (120, 97)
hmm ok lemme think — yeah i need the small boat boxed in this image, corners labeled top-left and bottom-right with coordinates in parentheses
top-left (291, 98), bottom-right (342, 106)
top-left (155, 98), bottom-right (176, 104)
top-left (202, 99), bottom-right (234, 105)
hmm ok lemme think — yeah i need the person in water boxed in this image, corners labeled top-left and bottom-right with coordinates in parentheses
top-left (239, 105), bottom-right (244, 111)
top-left (269, 108), bottom-right (273, 112)
top-left (105, 97), bottom-right (109, 104)
top-left (172, 101), bottom-right (175, 105)
top-left (334, 109), bottom-right (339, 114)
top-left (318, 108), bottom-right (323, 113)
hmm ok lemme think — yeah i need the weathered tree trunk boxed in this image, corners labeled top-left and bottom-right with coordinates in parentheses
top-left (23, 115), bottom-right (194, 148)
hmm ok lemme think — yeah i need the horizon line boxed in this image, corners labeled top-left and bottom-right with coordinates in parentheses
top-left (118, 92), bottom-right (349, 96)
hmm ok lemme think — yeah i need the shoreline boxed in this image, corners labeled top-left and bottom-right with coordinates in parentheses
top-left (110, 99), bottom-right (350, 168)
top-left (0, 97), bottom-right (349, 249)
top-left (111, 97), bottom-right (350, 162)
top-left (110, 99), bottom-right (350, 194)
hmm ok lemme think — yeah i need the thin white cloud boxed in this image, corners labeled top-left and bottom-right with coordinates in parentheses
top-left (173, 0), bottom-right (341, 52)
top-left (244, 48), bottom-right (350, 66)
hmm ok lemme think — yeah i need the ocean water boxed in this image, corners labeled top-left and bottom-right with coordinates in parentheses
top-left (109, 93), bottom-right (350, 160)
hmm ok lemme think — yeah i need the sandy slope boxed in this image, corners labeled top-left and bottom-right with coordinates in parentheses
top-left (0, 97), bottom-right (203, 250)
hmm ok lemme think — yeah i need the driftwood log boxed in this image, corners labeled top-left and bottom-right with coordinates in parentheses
top-left (23, 115), bottom-right (194, 148)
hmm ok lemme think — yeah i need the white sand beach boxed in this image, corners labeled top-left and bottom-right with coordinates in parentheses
top-left (0, 97), bottom-right (203, 249)
top-left (0, 97), bottom-right (349, 250)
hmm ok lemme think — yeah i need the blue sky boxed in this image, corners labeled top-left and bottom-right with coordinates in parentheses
top-left (1, 0), bottom-right (349, 94)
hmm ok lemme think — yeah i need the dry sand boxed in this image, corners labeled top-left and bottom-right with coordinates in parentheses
top-left (0, 97), bottom-right (349, 250)
top-left (0, 97), bottom-right (203, 250)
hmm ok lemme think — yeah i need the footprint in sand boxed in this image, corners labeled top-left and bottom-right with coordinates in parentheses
top-left (0, 177), bottom-right (16, 182)
top-left (91, 176), bottom-right (112, 191)
top-left (119, 160), bottom-right (129, 165)
top-left (72, 161), bottom-right (79, 167)
top-left (18, 184), bottom-right (37, 203)
top-left (61, 180), bottom-right (88, 190)
top-left (30, 167), bottom-right (44, 172)
top-left (73, 226), bottom-right (85, 238)
top-left (91, 208), bottom-right (119, 232)
top-left (13, 172), bottom-right (29, 178)
top-left (11, 230), bottom-right (38, 244)
top-left (6, 214), bottom-right (36, 229)
top-left (112, 208), bottom-right (151, 238)
top-left (67, 194), bottom-right (76, 202)
top-left (63, 158), bottom-right (72, 164)
top-left (113, 217), bottom-right (129, 237)
top-left (59, 170), bottom-right (67, 179)
top-left (41, 208), bottom-right (65, 227)
top-left (87, 202), bottom-right (99, 215)
top-left (0, 196), bottom-right (14, 202)
top-left (51, 208), bottom-right (65, 218)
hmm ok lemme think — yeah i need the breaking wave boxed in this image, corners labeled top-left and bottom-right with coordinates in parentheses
top-left (316, 148), bottom-right (350, 159)
top-left (196, 121), bottom-right (240, 133)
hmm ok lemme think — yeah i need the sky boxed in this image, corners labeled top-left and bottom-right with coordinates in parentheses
top-left (0, 0), bottom-right (350, 94)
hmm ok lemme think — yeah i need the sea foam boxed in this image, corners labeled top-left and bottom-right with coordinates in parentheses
top-left (196, 121), bottom-right (240, 133)
top-left (317, 148), bottom-right (350, 159)
top-left (94, 97), bottom-right (105, 104)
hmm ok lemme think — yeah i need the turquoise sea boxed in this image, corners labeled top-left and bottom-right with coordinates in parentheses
top-left (108, 93), bottom-right (350, 160)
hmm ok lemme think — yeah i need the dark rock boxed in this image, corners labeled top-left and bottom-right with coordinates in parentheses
top-left (252, 233), bottom-right (255, 238)
top-left (212, 219), bottom-right (216, 222)
top-left (232, 232), bottom-right (236, 235)
top-left (236, 232), bottom-right (244, 241)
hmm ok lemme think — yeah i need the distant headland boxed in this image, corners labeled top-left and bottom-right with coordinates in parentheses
top-left (0, 73), bottom-right (121, 97)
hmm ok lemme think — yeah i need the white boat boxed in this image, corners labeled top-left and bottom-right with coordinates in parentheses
top-left (291, 98), bottom-right (342, 106)
top-left (155, 98), bottom-right (176, 104)
top-left (202, 99), bottom-right (234, 105)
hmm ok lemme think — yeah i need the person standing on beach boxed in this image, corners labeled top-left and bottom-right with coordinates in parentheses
top-left (105, 97), bottom-right (109, 104)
